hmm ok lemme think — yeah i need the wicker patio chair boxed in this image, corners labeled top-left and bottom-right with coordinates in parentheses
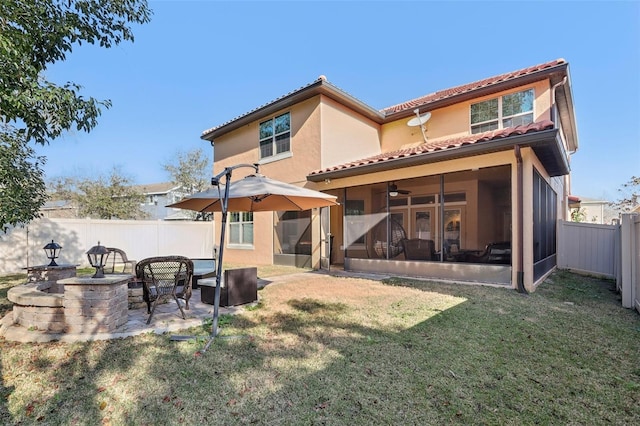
top-left (135, 256), bottom-right (194, 324)
top-left (104, 248), bottom-right (136, 274)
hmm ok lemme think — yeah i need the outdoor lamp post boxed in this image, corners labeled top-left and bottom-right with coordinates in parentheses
top-left (86, 241), bottom-right (109, 278)
top-left (43, 240), bottom-right (62, 267)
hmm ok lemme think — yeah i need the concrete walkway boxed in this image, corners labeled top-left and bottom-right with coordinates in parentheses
top-left (0, 270), bottom-right (389, 344)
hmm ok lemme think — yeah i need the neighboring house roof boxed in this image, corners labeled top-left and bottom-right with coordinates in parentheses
top-left (201, 58), bottom-right (576, 152)
top-left (568, 195), bottom-right (582, 208)
top-left (164, 211), bottom-right (195, 221)
top-left (42, 200), bottom-right (75, 210)
top-left (132, 182), bottom-right (181, 195)
top-left (308, 120), bottom-right (569, 180)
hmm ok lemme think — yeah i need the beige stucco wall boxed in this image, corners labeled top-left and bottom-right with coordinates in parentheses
top-left (380, 80), bottom-right (552, 153)
top-left (205, 75), bottom-right (569, 284)
top-left (212, 97), bottom-right (323, 186)
top-left (209, 95), bottom-right (358, 266)
top-left (320, 95), bottom-right (381, 169)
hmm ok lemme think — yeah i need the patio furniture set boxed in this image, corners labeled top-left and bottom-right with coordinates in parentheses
top-left (110, 250), bottom-right (258, 325)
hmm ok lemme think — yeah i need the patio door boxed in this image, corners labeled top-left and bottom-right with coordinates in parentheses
top-left (412, 209), bottom-right (435, 241)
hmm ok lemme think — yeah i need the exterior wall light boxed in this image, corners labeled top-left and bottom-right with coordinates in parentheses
top-left (86, 241), bottom-right (109, 278)
top-left (43, 240), bottom-right (62, 266)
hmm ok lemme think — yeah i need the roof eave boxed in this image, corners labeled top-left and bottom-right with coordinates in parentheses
top-left (201, 80), bottom-right (385, 141)
top-left (307, 129), bottom-right (569, 182)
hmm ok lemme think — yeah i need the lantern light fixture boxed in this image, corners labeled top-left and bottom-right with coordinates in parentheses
top-left (86, 241), bottom-right (109, 278)
top-left (43, 240), bottom-right (62, 267)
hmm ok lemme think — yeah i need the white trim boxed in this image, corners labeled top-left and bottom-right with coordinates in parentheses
top-left (227, 243), bottom-right (255, 250)
top-left (258, 151), bottom-right (293, 165)
top-left (470, 88), bottom-right (534, 134)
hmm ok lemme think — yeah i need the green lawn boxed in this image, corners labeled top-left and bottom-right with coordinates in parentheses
top-left (1, 269), bottom-right (638, 424)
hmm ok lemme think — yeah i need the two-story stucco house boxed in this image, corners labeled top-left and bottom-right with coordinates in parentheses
top-left (200, 58), bottom-right (578, 292)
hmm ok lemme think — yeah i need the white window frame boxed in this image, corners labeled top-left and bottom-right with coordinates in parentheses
top-left (470, 88), bottom-right (534, 134)
top-left (228, 211), bottom-right (254, 247)
top-left (259, 112), bottom-right (291, 160)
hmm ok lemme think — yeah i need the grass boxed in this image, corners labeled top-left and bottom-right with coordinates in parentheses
top-left (0, 269), bottom-right (639, 424)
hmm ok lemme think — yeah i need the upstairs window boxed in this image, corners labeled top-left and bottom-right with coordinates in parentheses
top-left (470, 89), bottom-right (534, 134)
top-left (259, 112), bottom-right (291, 159)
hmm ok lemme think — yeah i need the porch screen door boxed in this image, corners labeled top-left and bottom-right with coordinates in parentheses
top-left (320, 207), bottom-right (331, 270)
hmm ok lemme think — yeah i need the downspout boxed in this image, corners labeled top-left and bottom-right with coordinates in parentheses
top-left (551, 77), bottom-right (576, 159)
top-left (514, 146), bottom-right (527, 293)
top-left (551, 77), bottom-right (567, 125)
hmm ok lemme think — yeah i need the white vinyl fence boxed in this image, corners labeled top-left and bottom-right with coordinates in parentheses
top-left (557, 220), bottom-right (618, 278)
top-left (558, 214), bottom-right (640, 314)
top-left (618, 214), bottom-right (640, 313)
top-left (0, 218), bottom-right (215, 275)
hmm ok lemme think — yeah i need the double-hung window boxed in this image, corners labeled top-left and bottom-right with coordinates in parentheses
top-left (259, 112), bottom-right (291, 159)
top-left (470, 89), bottom-right (534, 134)
top-left (229, 212), bottom-right (253, 245)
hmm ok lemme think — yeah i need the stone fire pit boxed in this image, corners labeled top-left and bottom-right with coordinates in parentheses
top-left (4, 264), bottom-right (129, 334)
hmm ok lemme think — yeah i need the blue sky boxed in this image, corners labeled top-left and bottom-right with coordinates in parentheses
top-left (38, 0), bottom-right (639, 201)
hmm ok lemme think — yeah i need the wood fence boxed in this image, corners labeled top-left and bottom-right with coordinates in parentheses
top-left (0, 218), bottom-right (215, 275)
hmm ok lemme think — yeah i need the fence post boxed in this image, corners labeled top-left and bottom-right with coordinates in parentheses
top-left (620, 214), bottom-right (634, 308)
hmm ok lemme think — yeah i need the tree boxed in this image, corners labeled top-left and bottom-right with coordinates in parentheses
top-left (0, 128), bottom-right (47, 230)
top-left (0, 0), bottom-right (152, 230)
top-left (75, 168), bottom-right (148, 220)
top-left (610, 176), bottom-right (640, 215)
top-left (570, 207), bottom-right (587, 222)
top-left (163, 148), bottom-right (211, 220)
top-left (163, 148), bottom-right (211, 194)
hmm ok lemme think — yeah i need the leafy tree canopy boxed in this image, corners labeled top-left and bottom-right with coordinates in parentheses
top-left (0, 128), bottom-right (47, 231)
top-left (0, 0), bottom-right (152, 230)
top-left (611, 176), bottom-right (640, 214)
top-left (49, 168), bottom-right (148, 220)
top-left (0, 0), bottom-right (152, 144)
top-left (162, 148), bottom-right (211, 220)
top-left (163, 148), bottom-right (211, 195)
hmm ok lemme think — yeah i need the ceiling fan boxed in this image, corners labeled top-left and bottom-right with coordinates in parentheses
top-left (389, 182), bottom-right (411, 197)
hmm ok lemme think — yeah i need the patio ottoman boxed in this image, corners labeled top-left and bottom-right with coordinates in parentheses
top-left (199, 267), bottom-right (257, 307)
top-left (191, 258), bottom-right (217, 289)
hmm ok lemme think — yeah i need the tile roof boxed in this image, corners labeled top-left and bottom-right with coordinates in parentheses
top-left (201, 59), bottom-right (568, 141)
top-left (309, 120), bottom-right (555, 177)
top-left (381, 59), bottom-right (567, 115)
top-left (201, 77), bottom-right (378, 138)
